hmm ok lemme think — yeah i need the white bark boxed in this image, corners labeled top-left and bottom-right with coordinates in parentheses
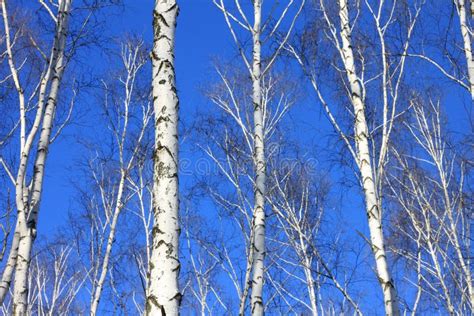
top-left (0, 0), bottom-right (23, 304)
top-left (128, 167), bottom-right (154, 314)
top-left (147, 0), bottom-right (181, 315)
top-left (89, 173), bottom-right (126, 316)
top-left (89, 41), bottom-right (148, 316)
top-left (27, 245), bottom-right (85, 315)
top-left (213, 1), bottom-right (303, 313)
top-left (250, 1), bottom-right (265, 315)
top-left (0, 220), bottom-right (19, 303)
top-left (203, 69), bottom-right (295, 314)
top-left (0, 0), bottom-right (73, 313)
top-left (456, 0), bottom-right (474, 100)
top-left (416, 1), bottom-right (474, 99)
top-left (389, 101), bottom-right (474, 313)
top-left (337, 1), bottom-right (399, 315)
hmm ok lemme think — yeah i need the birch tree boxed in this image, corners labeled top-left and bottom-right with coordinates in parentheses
top-left (180, 210), bottom-right (226, 315)
top-left (288, 0), bottom-right (422, 314)
top-left (214, 1), bottom-right (304, 313)
top-left (266, 162), bottom-right (362, 315)
top-left (192, 61), bottom-right (316, 314)
top-left (388, 98), bottom-right (473, 314)
top-left (127, 160), bottom-right (154, 314)
top-left (411, 1), bottom-right (474, 100)
top-left (87, 39), bottom-right (150, 316)
top-left (0, 0), bottom-right (74, 313)
top-left (146, 0), bottom-right (181, 314)
top-left (27, 243), bottom-right (86, 315)
top-left (455, 0), bottom-right (474, 99)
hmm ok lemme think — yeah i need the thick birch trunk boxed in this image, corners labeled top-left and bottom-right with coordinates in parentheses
top-left (250, 1), bottom-right (265, 315)
top-left (12, 1), bottom-right (71, 314)
top-left (146, 1), bottom-right (180, 315)
top-left (338, 1), bottom-right (399, 315)
top-left (457, 0), bottom-right (474, 100)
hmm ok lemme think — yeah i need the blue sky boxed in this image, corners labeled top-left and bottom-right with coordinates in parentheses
top-left (39, 0), bottom-right (230, 235)
top-left (31, 0), bottom-right (474, 313)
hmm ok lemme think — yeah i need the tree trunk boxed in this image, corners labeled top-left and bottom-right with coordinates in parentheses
top-left (250, 1), bottom-right (265, 315)
top-left (0, 219), bottom-right (20, 304)
top-left (90, 172), bottom-right (126, 316)
top-left (338, 1), bottom-right (399, 315)
top-left (146, 0), bottom-right (181, 315)
top-left (457, 0), bottom-right (474, 100)
top-left (299, 238), bottom-right (318, 316)
top-left (12, 1), bottom-right (72, 314)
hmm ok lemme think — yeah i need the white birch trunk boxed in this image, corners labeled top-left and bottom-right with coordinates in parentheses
top-left (0, 0), bottom-right (24, 304)
top-left (250, 1), bottom-right (265, 315)
top-left (12, 1), bottom-right (72, 313)
top-left (89, 40), bottom-right (147, 315)
top-left (457, 0), bottom-right (474, 100)
top-left (146, 0), bottom-right (181, 315)
top-left (0, 221), bottom-right (19, 303)
top-left (89, 171), bottom-right (126, 316)
top-left (338, 1), bottom-right (399, 315)
top-left (299, 238), bottom-right (318, 316)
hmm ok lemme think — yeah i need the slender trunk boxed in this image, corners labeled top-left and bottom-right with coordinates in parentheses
top-left (0, 219), bottom-right (19, 304)
top-left (250, 1), bottom-right (265, 315)
top-left (90, 172), bottom-right (126, 316)
top-left (146, 1), bottom-right (180, 315)
top-left (457, 0), bottom-right (474, 100)
top-left (239, 227), bottom-right (255, 315)
top-left (303, 263), bottom-right (318, 316)
top-left (338, 1), bottom-right (399, 315)
top-left (299, 237), bottom-right (318, 316)
top-left (427, 240), bottom-right (455, 314)
top-left (12, 1), bottom-right (71, 314)
top-left (439, 168), bottom-right (474, 311)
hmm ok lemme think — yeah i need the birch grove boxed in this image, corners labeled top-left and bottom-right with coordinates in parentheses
top-left (0, 0), bottom-right (473, 314)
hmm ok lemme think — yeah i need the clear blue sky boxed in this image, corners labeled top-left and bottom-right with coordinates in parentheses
top-left (39, 0), bottom-right (230, 235)
top-left (34, 0), bottom-right (473, 313)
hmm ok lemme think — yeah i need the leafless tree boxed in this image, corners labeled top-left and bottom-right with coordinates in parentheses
top-left (26, 242), bottom-right (86, 316)
top-left (0, 0), bottom-right (74, 313)
top-left (266, 161), bottom-right (362, 315)
top-left (86, 39), bottom-right (150, 315)
top-left (410, 0), bottom-right (474, 100)
top-left (213, 1), bottom-right (304, 313)
top-left (288, 1), bottom-right (423, 314)
top-left (388, 98), bottom-right (473, 314)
